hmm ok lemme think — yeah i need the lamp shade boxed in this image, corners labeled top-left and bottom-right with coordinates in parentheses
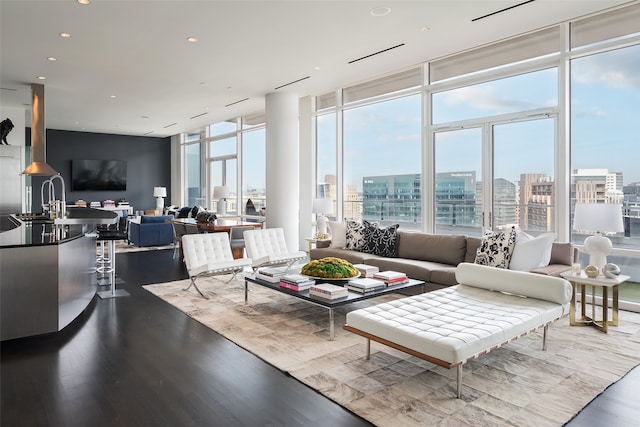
top-left (573, 203), bottom-right (624, 233)
top-left (312, 198), bottom-right (333, 214)
top-left (153, 186), bottom-right (166, 198)
top-left (213, 186), bottom-right (228, 199)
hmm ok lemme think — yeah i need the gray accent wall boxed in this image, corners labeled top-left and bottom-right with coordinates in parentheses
top-left (29, 129), bottom-right (171, 213)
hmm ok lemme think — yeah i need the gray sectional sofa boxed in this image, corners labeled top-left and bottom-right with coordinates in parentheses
top-left (310, 230), bottom-right (576, 292)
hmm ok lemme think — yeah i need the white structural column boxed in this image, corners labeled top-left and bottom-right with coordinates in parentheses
top-left (265, 92), bottom-right (300, 251)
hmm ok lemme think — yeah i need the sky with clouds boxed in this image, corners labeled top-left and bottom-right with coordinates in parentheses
top-left (318, 43), bottom-right (639, 193)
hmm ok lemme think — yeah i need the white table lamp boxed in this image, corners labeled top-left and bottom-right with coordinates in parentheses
top-left (214, 186), bottom-right (228, 216)
top-left (153, 186), bottom-right (166, 212)
top-left (573, 203), bottom-right (624, 274)
top-left (312, 198), bottom-right (333, 236)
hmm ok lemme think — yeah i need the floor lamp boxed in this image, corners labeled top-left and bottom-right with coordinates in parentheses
top-left (573, 203), bottom-right (624, 275)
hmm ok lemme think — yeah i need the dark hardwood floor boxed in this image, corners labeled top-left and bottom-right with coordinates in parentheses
top-left (1, 249), bottom-right (638, 426)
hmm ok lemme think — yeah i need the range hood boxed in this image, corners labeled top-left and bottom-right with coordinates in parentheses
top-left (22, 83), bottom-right (58, 176)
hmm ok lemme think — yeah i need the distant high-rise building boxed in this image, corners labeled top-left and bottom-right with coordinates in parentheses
top-left (520, 173), bottom-right (555, 231)
top-left (435, 172), bottom-right (477, 227)
top-left (493, 178), bottom-right (517, 227)
top-left (362, 174), bottom-right (421, 223)
top-left (572, 168), bottom-right (622, 203)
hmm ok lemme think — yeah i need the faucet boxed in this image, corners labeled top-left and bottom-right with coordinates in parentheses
top-left (41, 174), bottom-right (67, 218)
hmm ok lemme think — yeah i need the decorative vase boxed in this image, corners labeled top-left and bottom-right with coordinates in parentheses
top-left (603, 263), bottom-right (621, 279)
top-left (584, 265), bottom-right (599, 278)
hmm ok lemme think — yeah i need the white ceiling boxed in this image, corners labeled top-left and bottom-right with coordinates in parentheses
top-left (0, 0), bottom-right (632, 138)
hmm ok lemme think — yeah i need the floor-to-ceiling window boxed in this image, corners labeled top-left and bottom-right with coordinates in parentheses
top-left (343, 93), bottom-right (422, 230)
top-left (178, 3), bottom-right (639, 308)
top-left (316, 110), bottom-right (337, 222)
top-left (241, 127), bottom-right (266, 216)
top-left (570, 15), bottom-right (640, 304)
top-left (432, 69), bottom-right (558, 236)
top-left (183, 131), bottom-right (204, 207)
top-left (180, 115), bottom-right (265, 216)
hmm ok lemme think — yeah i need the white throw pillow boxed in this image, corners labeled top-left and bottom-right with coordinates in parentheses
top-left (328, 221), bottom-right (346, 248)
top-left (509, 232), bottom-right (556, 272)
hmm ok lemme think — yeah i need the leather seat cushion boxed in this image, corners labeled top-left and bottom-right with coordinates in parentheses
top-left (346, 284), bottom-right (566, 364)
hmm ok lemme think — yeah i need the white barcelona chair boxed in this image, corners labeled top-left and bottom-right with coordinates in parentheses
top-left (243, 227), bottom-right (306, 272)
top-left (181, 232), bottom-right (252, 299)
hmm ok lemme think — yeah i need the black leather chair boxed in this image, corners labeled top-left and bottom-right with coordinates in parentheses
top-left (96, 214), bottom-right (130, 298)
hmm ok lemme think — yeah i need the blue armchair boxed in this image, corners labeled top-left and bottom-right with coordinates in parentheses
top-left (129, 215), bottom-right (175, 247)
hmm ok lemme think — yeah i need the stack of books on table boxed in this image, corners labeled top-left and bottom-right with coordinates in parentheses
top-left (279, 274), bottom-right (315, 291)
top-left (372, 271), bottom-right (409, 286)
top-left (353, 264), bottom-right (379, 278)
top-left (346, 277), bottom-right (386, 294)
top-left (255, 267), bottom-right (288, 283)
top-left (309, 283), bottom-right (348, 300)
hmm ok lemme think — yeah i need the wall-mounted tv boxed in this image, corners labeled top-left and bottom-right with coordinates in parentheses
top-left (71, 159), bottom-right (127, 191)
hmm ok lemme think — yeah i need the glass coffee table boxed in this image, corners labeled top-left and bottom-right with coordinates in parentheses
top-left (243, 274), bottom-right (425, 340)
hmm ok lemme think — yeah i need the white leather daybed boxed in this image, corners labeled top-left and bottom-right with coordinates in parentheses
top-left (344, 262), bottom-right (572, 398)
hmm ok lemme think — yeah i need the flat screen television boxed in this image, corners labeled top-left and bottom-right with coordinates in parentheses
top-left (71, 159), bottom-right (127, 191)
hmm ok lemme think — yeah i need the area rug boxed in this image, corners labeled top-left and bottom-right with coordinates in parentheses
top-left (144, 275), bottom-right (640, 427)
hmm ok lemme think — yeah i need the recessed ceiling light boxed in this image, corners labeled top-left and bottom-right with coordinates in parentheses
top-left (110, 95), bottom-right (116, 98)
top-left (76, 0), bottom-right (90, 4)
top-left (187, 37), bottom-right (198, 42)
top-left (421, 26), bottom-right (432, 32)
top-left (59, 32), bottom-right (71, 38)
top-left (315, 66), bottom-right (321, 70)
top-left (370, 6), bottom-right (391, 17)
top-left (37, 76), bottom-right (46, 80)
top-left (47, 56), bottom-right (57, 61)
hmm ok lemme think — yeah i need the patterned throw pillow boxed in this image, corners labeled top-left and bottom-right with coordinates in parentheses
top-left (475, 227), bottom-right (517, 269)
top-left (360, 221), bottom-right (400, 257)
top-left (345, 220), bottom-right (368, 251)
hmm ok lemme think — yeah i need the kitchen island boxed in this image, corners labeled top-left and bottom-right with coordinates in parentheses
top-left (0, 208), bottom-right (117, 341)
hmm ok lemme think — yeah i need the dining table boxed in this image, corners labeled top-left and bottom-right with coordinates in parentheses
top-left (172, 217), bottom-right (263, 259)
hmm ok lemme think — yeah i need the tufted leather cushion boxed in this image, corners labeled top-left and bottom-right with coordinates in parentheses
top-left (243, 227), bottom-right (306, 268)
top-left (181, 232), bottom-right (251, 276)
top-left (346, 283), bottom-right (567, 365)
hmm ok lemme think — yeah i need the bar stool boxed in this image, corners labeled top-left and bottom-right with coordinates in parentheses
top-left (96, 214), bottom-right (130, 299)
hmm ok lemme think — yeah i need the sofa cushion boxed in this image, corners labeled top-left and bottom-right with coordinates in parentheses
top-left (364, 257), bottom-right (432, 283)
top-left (360, 222), bottom-right (399, 257)
top-left (429, 266), bottom-right (459, 286)
top-left (474, 227), bottom-right (516, 269)
top-left (397, 231), bottom-right (467, 265)
top-left (465, 236), bottom-right (481, 263)
top-left (509, 232), bottom-right (556, 272)
top-left (345, 219), bottom-right (374, 251)
top-left (310, 247), bottom-right (381, 265)
top-left (328, 221), bottom-right (346, 248)
top-left (549, 242), bottom-right (575, 266)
